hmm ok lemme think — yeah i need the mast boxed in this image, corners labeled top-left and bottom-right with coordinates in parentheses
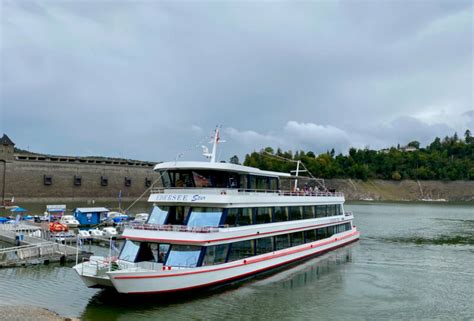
top-left (203, 126), bottom-right (225, 163)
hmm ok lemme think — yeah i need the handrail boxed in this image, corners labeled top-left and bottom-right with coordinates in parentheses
top-left (126, 222), bottom-right (220, 233)
top-left (150, 187), bottom-right (344, 197)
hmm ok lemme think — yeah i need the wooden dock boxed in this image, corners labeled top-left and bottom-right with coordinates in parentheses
top-left (0, 224), bottom-right (91, 268)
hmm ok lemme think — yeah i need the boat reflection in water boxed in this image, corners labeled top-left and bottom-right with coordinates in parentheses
top-left (80, 245), bottom-right (355, 321)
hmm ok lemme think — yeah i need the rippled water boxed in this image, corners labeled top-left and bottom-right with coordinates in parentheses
top-left (0, 202), bottom-right (473, 320)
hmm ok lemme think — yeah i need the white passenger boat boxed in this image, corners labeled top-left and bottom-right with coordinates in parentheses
top-left (73, 128), bottom-right (360, 293)
top-left (60, 215), bottom-right (80, 228)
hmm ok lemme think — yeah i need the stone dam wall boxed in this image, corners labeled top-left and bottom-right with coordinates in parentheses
top-left (0, 156), bottom-right (161, 202)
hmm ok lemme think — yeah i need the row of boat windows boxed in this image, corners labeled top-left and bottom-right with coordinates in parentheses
top-left (147, 204), bottom-right (344, 227)
top-left (159, 170), bottom-right (279, 191)
top-left (119, 222), bottom-right (352, 267)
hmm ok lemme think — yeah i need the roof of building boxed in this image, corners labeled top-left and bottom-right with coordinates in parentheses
top-left (154, 161), bottom-right (292, 178)
top-left (0, 134), bottom-right (14, 146)
top-left (73, 207), bottom-right (109, 213)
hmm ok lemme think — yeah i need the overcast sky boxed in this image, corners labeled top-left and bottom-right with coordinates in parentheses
top-left (1, 0), bottom-right (472, 162)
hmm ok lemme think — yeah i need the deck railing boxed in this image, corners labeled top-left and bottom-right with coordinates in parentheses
top-left (126, 222), bottom-right (221, 233)
top-left (150, 187), bottom-right (344, 197)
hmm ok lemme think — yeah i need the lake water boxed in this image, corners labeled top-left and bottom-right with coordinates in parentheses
top-left (0, 202), bottom-right (473, 320)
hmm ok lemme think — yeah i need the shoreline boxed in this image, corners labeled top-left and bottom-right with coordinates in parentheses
top-left (0, 306), bottom-right (79, 321)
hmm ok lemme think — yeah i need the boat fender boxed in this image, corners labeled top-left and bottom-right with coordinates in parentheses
top-left (243, 260), bottom-right (247, 264)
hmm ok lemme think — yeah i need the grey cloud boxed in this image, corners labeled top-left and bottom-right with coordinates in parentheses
top-left (1, 1), bottom-right (472, 162)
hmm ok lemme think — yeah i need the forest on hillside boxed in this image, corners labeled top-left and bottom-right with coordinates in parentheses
top-left (237, 130), bottom-right (474, 181)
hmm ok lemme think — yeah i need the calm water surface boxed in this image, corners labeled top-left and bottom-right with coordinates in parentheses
top-left (0, 202), bottom-right (473, 320)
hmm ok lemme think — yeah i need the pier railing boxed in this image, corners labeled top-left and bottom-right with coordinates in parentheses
top-left (0, 242), bottom-right (73, 265)
top-left (150, 187), bottom-right (344, 198)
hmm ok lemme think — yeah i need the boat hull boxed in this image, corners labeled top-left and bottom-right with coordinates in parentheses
top-left (109, 230), bottom-right (359, 294)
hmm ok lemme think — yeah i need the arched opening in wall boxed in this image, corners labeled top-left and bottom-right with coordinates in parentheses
top-left (74, 175), bottom-right (82, 186)
top-left (124, 177), bottom-right (132, 187)
top-left (101, 176), bottom-right (108, 186)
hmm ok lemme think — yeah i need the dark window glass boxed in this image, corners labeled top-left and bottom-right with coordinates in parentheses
top-left (74, 175), bottom-right (82, 186)
top-left (228, 240), bottom-right (254, 261)
top-left (345, 222), bottom-right (351, 231)
top-left (249, 176), bottom-right (257, 189)
top-left (317, 227), bottom-right (327, 240)
top-left (327, 205), bottom-right (336, 216)
top-left (335, 205), bottom-right (341, 215)
top-left (240, 175), bottom-right (248, 190)
top-left (124, 177), bottom-right (132, 187)
top-left (147, 206), bottom-right (169, 225)
top-left (273, 207), bottom-right (288, 222)
top-left (255, 207), bottom-right (272, 224)
top-left (167, 206), bottom-right (189, 225)
top-left (202, 244), bottom-right (229, 266)
top-left (236, 208), bottom-right (252, 226)
top-left (157, 244), bottom-right (170, 263)
top-left (269, 178), bottom-right (278, 191)
top-left (327, 226), bottom-right (334, 236)
top-left (256, 177), bottom-right (268, 190)
top-left (290, 206), bottom-right (303, 220)
top-left (225, 208), bottom-right (238, 226)
top-left (100, 176), bottom-right (108, 186)
top-left (305, 229), bottom-right (317, 242)
top-left (187, 208), bottom-right (223, 227)
top-left (256, 237), bottom-right (273, 255)
top-left (315, 205), bottom-right (324, 218)
top-left (44, 175), bottom-right (52, 185)
top-left (275, 234), bottom-right (290, 250)
top-left (166, 245), bottom-right (201, 267)
top-left (173, 171), bottom-right (194, 188)
top-left (135, 242), bottom-right (157, 262)
top-left (291, 232), bottom-right (304, 246)
top-left (303, 206), bottom-right (314, 219)
top-left (228, 173), bottom-right (239, 188)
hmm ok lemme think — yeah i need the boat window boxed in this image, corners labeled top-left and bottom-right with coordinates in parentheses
top-left (290, 206), bottom-right (303, 220)
top-left (269, 177), bottom-right (278, 191)
top-left (192, 171), bottom-right (213, 187)
top-left (256, 177), bottom-right (268, 190)
top-left (225, 208), bottom-right (238, 226)
top-left (327, 205), bottom-right (336, 217)
top-left (172, 171), bottom-right (194, 188)
top-left (345, 222), bottom-right (351, 231)
top-left (167, 206), bottom-right (190, 225)
top-left (165, 245), bottom-right (202, 268)
top-left (336, 205), bottom-right (342, 216)
top-left (119, 240), bottom-right (140, 262)
top-left (274, 234), bottom-right (290, 250)
top-left (291, 232), bottom-right (304, 246)
top-left (236, 208), bottom-right (253, 226)
top-left (228, 173), bottom-right (239, 188)
top-left (160, 171), bottom-right (172, 188)
top-left (157, 244), bottom-right (170, 263)
top-left (249, 176), bottom-right (257, 190)
top-left (303, 206), bottom-right (314, 219)
top-left (202, 244), bottom-right (229, 266)
top-left (187, 208), bottom-right (223, 227)
top-left (228, 240), bottom-right (254, 262)
top-left (273, 207), bottom-right (288, 222)
top-left (317, 227), bottom-right (327, 240)
top-left (135, 242), bottom-right (156, 262)
top-left (239, 175), bottom-right (248, 190)
top-left (256, 237), bottom-right (273, 255)
top-left (304, 229), bottom-right (317, 242)
top-left (315, 205), bottom-right (326, 218)
top-left (255, 207), bottom-right (272, 224)
top-left (147, 206), bottom-right (169, 225)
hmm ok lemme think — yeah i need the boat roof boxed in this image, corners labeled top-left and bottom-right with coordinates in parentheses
top-left (154, 161), bottom-right (291, 178)
top-left (74, 207), bottom-right (109, 213)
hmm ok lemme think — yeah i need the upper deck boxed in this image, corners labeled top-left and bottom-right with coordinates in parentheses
top-left (148, 187), bottom-right (344, 206)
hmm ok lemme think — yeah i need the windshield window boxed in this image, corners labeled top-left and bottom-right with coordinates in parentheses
top-left (147, 206), bottom-right (169, 225)
top-left (187, 208), bottom-right (223, 227)
top-left (165, 245), bottom-right (202, 268)
top-left (119, 240), bottom-right (140, 262)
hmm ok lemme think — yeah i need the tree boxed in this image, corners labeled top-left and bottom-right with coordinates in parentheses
top-left (391, 171), bottom-right (402, 180)
top-left (465, 129), bottom-right (472, 144)
top-left (407, 141), bottom-right (420, 149)
top-left (229, 155), bottom-right (240, 165)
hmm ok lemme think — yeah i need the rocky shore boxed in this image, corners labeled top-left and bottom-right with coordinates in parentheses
top-left (0, 306), bottom-right (79, 321)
